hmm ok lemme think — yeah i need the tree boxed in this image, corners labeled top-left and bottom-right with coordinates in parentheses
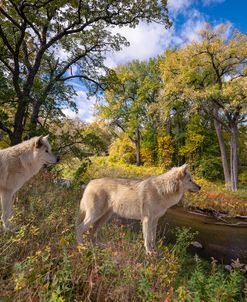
top-left (0, 0), bottom-right (171, 145)
top-left (160, 24), bottom-right (247, 190)
top-left (96, 58), bottom-right (162, 165)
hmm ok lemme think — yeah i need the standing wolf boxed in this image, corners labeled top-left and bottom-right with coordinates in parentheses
top-left (76, 164), bottom-right (201, 254)
top-left (0, 135), bottom-right (59, 230)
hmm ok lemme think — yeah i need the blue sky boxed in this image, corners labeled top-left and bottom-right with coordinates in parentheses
top-left (63, 0), bottom-right (247, 121)
top-left (193, 0), bottom-right (247, 34)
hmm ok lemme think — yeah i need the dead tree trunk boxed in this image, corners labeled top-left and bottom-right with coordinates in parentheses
top-left (213, 112), bottom-right (231, 190)
top-left (230, 124), bottom-right (238, 190)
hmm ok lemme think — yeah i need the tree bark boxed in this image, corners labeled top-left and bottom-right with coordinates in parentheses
top-left (135, 128), bottom-right (141, 166)
top-left (230, 124), bottom-right (238, 190)
top-left (213, 114), bottom-right (232, 190)
top-left (29, 99), bottom-right (42, 136)
top-left (10, 98), bottom-right (27, 145)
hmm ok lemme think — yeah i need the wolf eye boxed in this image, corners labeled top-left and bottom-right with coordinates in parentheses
top-left (45, 150), bottom-right (48, 153)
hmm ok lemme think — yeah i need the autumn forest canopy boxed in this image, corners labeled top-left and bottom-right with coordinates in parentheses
top-left (0, 0), bottom-right (246, 191)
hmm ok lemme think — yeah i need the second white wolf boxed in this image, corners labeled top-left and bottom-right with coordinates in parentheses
top-left (76, 164), bottom-right (201, 254)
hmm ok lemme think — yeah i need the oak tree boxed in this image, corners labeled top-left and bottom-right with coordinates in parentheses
top-left (0, 0), bottom-right (170, 145)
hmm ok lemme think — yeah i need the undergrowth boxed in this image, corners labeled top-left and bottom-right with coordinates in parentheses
top-left (0, 170), bottom-right (246, 301)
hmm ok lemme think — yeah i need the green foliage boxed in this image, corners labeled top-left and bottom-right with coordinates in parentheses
top-left (72, 158), bottom-right (92, 186)
top-left (83, 156), bottom-right (164, 182)
top-left (97, 58), bottom-right (163, 165)
top-left (179, 114), bottom-right (205, 160)
top-left (160, 23), bottom-right (247, 189)
top-left (137, 246), bottom-right (179, 301)
top-left (239, 170), bottom-right (247, 184)
top-left (109, 134), bottom-right (136, 164)
top-left (195, 156), bottom-right (224, 180)
top-left (0, 0), bottom-right (170, 144)
top-left (157, 133), bottom-right (174, 168)
top-left (174, 257), bottom-right (244, 302)
top-left (141, 125), bottom-right (158, 165)
top-left (172, 227), bottom-right (197, 260)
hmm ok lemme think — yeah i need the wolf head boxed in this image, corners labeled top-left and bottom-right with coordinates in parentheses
top-left (176, 164), bottom-right (201, 192)
top-left (34, 135), bottom-right (60, 165)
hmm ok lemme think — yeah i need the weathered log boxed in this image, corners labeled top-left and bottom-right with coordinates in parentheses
top-left (160, 205), bottom-right (247, 264)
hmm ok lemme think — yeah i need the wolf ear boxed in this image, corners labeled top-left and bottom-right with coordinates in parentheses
top-left (177, 164), bottom-right (189, 180)
top-left (35, 136), bottom-right (43, 148)
top-left (43, 134), bottom-right (49, 140)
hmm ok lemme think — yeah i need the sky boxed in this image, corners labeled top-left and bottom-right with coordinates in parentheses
top-left (64, 0), bottom-right (247, 122)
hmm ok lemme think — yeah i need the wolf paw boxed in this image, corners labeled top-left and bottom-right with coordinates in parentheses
top-left (145, 249), bottom-right (158, 257)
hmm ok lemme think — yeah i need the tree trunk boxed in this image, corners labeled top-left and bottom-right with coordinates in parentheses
top-left (213, 117), bottom-right (232, 190)
top-left (10, 99), bottom-right (27, 145)
top-left (0, 131), bottom-right (4, 142)
top-left (29, 99), bottom-right (42, 137)
top-left (135, 128), bottom-right (141, 166)
top-left (230, 124), bottom-right (238, 190)
top-left (166, 118), bottom-right (171, 135)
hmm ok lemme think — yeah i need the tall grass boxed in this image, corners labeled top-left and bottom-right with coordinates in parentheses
top-left (0, 170), bottom-right (246, 301)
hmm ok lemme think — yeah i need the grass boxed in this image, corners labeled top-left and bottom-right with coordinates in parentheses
top-left (0, 169), bottom-right (246, 301)
top-left (59, 156), bottom-right (164, 181)
top-left (183, 178), bottom-right (247, 216)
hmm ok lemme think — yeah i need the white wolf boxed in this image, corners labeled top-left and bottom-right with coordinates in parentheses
top-left (0, 135), bottom-right (59, 230)
top-left (76, 164), bottom-right (201, 254)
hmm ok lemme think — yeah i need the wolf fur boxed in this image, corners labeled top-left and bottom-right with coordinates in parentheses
top-left (0, 136), bottom-right (59, 230)
top-left (76, 164), bottom-right (201, 254)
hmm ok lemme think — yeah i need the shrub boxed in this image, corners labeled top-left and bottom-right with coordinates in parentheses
top-left (109, 134), bottom-right (136, 164)
top-left (72, 158), bottom-right (91, 185)
top-left (174, 257), bottom-right (244, 302)
top-left (157, 133), bottom-right (174, 168)
top-left (239, 170), bottom-right (247, 184)
top-left (194, 156), bottom-right (224, 180)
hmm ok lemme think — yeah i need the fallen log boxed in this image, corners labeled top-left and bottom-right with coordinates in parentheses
top-left (160, 205), bottom-right (247, 264)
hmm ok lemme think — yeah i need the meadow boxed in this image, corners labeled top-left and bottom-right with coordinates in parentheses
top-left (1, 159), bottom-right (246, 302)
top-left (1, 1), bottom-right (247, 301)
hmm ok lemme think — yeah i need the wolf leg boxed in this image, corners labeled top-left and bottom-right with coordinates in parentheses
top-left (91, 210), bottom-right (112, 243)
top-left (151, 217), bottom-right (159, 250)
top-left (142, 216), bottom-right (154, 255)
top-left (76, 211), bottom-right (101, 244)
top-left (1, 191), bottom-right (14, 231)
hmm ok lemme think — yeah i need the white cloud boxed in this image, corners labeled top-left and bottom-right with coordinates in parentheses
top-left (167, 0), bottom-right (193, 16)
top-left (179, 10), bottom-right (206, 43)
top-left (105, 22), bottom-right (179, 68)
top-left (62, 89), bottom-right (95, 122)
top-left (104, 6), bottom-right (209, 68)
top-left (213, 21), bottom-right (233, 39)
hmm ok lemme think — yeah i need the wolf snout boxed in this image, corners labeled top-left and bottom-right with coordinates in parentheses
top-left (56, 155), bottom-right (61, 163)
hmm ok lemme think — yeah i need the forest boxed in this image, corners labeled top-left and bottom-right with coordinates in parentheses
top-left (0, 0), bottom-right (247, 301)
